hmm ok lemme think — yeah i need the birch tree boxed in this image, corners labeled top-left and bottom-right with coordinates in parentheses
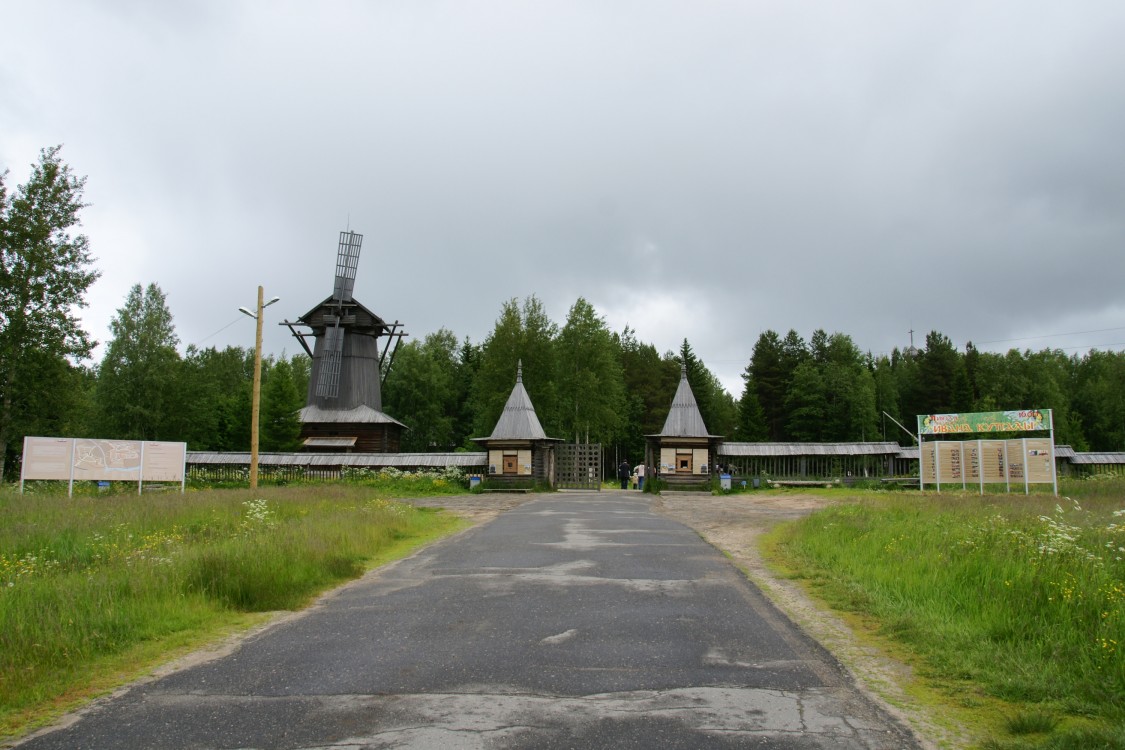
top-left (0, 147), bottom-right (99, 477)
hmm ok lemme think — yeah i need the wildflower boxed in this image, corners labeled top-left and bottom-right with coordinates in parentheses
top-left (240, 498), bottom-right (277, 532)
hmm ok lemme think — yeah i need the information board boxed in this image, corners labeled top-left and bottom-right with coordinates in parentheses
top-left (22, 437), bottom-right (74, 481)
top-left (981, 440), bottom-right (1007, 482)
top-left (1025, 438), bottom-right (1054, 483)
top-left (917, 409), bottom-right (1056, 495)
top-left (937, 442), bottom-right (962, 482)
top-left (72, 439), bottom-right (143, 481)
top-left (142, 441), bottom-right (188, 482)
top-left (21, 437), bottom-right (187, 495)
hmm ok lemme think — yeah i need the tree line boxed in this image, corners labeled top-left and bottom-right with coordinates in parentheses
top-left (2, 148), bottom-right (1123, 477)
top-left (385, 313), bottom-right (1125, 457)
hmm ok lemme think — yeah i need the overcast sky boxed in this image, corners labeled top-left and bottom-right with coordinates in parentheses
top-left (3, 1), bottom-right (1123, 395)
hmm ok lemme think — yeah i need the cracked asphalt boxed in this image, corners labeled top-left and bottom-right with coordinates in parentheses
top-left (16, 492), bottom-right (920, 749)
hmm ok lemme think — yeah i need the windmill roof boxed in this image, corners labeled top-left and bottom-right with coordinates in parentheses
top-left (297, 296), bottom-right (387, 329)
top-left (474, 363), bottom-right (554, 442)
top-left (651, 366), bottom-right (720, 438)
top-left (298, 404), bottom-right (406, 427)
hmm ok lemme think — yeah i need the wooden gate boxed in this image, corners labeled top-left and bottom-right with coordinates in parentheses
top-left (556, 443), bottom-right (602, 490)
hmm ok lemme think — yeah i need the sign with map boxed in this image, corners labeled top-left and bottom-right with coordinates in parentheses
top-left (72, 439), bottom-right (144, 481)
top-left (21, 437), bottom-right (186, 492)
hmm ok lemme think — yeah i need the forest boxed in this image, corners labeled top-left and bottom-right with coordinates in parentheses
top-left (6, 283), bottom-right (1125, 477)
top-left (2, 148), bottom-right (1123, 478)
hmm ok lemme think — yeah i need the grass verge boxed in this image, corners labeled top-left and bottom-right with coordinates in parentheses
top-left (763, 477), bottom-right (1125, 748)
top-left (0, 484), bottom-right (467, 741)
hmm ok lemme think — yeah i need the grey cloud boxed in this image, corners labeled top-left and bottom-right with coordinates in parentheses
top-left (1, 1), bottom-right (1122, 395)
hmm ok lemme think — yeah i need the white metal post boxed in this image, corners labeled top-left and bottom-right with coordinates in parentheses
top-left (935, 440), bottom-right (941, 493)
top-left (918, 437), bottom-right (924, 490)
top-left (19, 435), bottom-right (27, 495)
top-left (1046, 408), bottom-right (1057, 497)
top-left (978, 439), bottom-right (984, 496)
top-left (1049, 429), bottom-right (1058, 497)
top-left (1004, 440), bottom-right (1011, 493)
top-left (1022, 437), bottom-right (1030, 495)
top-left (68, 438), bottom-right (75, 498)
top-left (961, 442), bottom-right (967, 491)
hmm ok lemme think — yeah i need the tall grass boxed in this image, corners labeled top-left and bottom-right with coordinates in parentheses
top-left (769, 476), bottom-right (1125, 745)
top-left (0, 484), bottom-right (463, 737)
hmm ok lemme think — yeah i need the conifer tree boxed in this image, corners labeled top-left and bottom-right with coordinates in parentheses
top-left (93, 283), bottom-right (182, 440)
top-left (260, 356), bottom-right (303, 451)
top-left (555, 298), bottom-right (624, 443)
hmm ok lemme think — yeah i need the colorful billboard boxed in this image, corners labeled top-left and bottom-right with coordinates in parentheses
top-left (917, 409), bottom-right (1052, 436)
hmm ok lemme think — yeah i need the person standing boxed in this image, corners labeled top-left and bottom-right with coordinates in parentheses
top-left (617, 459), bottom-right (631, 490)
top-left (634, 461), bottom-right (646, 491)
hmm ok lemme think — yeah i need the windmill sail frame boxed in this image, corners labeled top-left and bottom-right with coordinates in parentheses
top-left (333, 231), bottom-right (363, 303)
top-left (313, 230), bottom-right (363, 397)
top-left (315, 322), bottom-right (345, 398)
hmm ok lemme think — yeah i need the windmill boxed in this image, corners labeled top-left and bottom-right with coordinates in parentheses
top-left (281, 230), bottom-right (407, 452)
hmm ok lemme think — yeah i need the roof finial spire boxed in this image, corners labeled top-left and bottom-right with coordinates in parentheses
top-left (517, 359), bottom-right (523, 383)
top-left (681, 362), bottom-right (688, 380)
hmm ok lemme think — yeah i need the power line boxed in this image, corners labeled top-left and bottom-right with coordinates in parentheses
top-left (192, 315), bottom-right (248, 348)
top-left (973, 326), bottom-right (1125, 346)
top-left (1026, 340), bottom-right (1125, 353)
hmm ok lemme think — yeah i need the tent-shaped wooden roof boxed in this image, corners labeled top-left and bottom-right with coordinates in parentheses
top-left (298, 296), bottom-right (389, 335)
top-left (650, 365), bottom-right (722, 439)
top-left (473, 361), bottom-right (558, 442)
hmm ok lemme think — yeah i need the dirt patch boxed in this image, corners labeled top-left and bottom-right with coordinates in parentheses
top-left (654, 491), bottom-right (965, 750)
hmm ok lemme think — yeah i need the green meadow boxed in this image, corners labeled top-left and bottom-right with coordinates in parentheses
top-left (0, 479), bottom-right (467, 740)
top-left (767, 477), bottom-right (1125, 749)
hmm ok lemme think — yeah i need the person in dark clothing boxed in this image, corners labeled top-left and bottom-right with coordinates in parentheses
top-left (617, 459), bottom-right (631, 490)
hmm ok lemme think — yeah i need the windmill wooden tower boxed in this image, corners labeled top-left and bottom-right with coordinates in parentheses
top-left (282, 230), bottom-right (407, 452)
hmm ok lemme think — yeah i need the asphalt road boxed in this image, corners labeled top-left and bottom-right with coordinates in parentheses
top-left (17, 492), bottom-right (919, 749)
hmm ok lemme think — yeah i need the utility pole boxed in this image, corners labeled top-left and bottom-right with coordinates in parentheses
top-left (239, 286), bottom-right (280, 490)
